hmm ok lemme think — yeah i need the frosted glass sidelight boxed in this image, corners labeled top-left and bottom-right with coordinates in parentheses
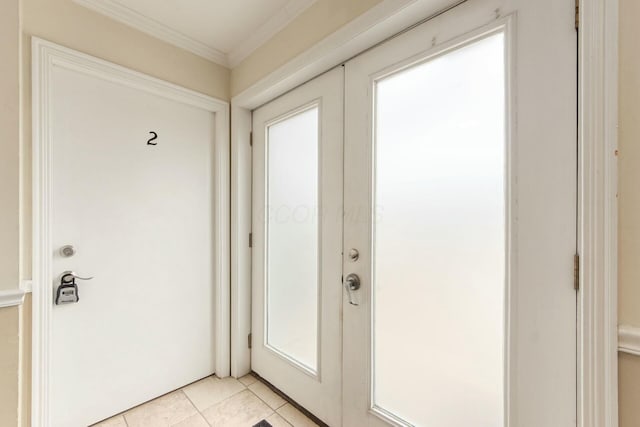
top-left (266, 106), bottom-right (319, 372)
top-left (373, 33), bottom-right (506, 426)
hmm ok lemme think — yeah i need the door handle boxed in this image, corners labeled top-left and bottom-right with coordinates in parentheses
top-left (56, 271), bottom-right (94, 305)
top-left (344, 273), bottom-right (361, 306)
top-left (60, 270), bottom-right (94, 284)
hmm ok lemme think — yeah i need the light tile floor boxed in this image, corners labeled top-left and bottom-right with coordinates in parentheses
top-left (91, 375), bottom-right (319, 427)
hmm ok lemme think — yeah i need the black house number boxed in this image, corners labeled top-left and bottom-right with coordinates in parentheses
top-left (147, 131), bottom-right (158, 145)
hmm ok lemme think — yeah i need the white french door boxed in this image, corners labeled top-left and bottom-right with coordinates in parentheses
top-left (252, 0), bottom-right (577, 425)
top-left (343, 0), bottom-right (576, 426)
top-left (251, 67), bottom-right (344, 427)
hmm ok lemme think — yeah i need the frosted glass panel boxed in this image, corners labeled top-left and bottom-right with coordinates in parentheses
top-left (373, 33), bottom-right (506, 426)
top-left (266, 107), bottom-right (319, 372)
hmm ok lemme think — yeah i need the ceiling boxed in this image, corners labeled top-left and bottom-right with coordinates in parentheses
top-left (73, 0), bottom-right (317, 67)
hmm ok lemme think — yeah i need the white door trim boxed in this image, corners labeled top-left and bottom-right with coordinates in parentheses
top-left (31, 37), bottom-right (231, 427)
top-left (577, 0), bottom-right (619, 426)
top-left (231, 1), bottom-right (619, 426)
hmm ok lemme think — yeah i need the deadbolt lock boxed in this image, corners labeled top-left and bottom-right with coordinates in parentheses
top-left (59, 245), bottom-right (76, 257)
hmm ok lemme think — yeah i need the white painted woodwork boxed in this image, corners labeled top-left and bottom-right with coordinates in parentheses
top-left (577, 0), bottom-right (620, 425)
top-left (343, 1), bottom-right (577, 426)
top-left (0, 289), bottom-right (26, 308)
top-left (251, 67), bottom-right (344, 427)
top-left (21, 280), bottom-right (33, 293)
top-left (32, 39), bottom-right (230, 427)
top-left (51, 66), bottom-right (214, 427)
top-left (618, 326), bottom-right (640, 356)
top-left (231, 106), bottom-right (253, 378)
top-left (230, 0), bottom-right (616, 424)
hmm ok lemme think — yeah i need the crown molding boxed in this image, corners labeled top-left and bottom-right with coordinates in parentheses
top-left (73, 0), bottom-right (318, 69)
top-left (227, 0), bottom-right (317, 68)
top-left (73, 0), bottom-right (229, 66)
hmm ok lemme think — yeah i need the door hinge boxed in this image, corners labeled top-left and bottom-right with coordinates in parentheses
top-left (574, 253), bottom-right (580, 290)
top-left (575, 0), bottom-right (579, 30)
top-left (249, 232), bottom-right (253, 248)
top-left (248, 333), bottom-right (252, 349)
top-left (249, 131), bottom-right (253, 147)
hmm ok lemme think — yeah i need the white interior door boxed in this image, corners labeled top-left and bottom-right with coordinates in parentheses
top-left (343, 1), bottom-right (577, 426)
top-left (251, 67), bottom-right (344, 426)
top-left (50, 65), bottom-right (218, 427)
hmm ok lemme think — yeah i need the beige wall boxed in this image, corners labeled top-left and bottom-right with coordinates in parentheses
top-left (618, 0), bottom-right (640, 425)
top-left (1, 1), bottom-right (231, 426)
top-left (230, 0), bottom-right (381, 96)
top-left (619, 0), bottom-right (640, 327)
top-left (0, 307), bottom-right (21, 427)
top-left (0, 0), bottom-right (21, 293)
top-left (619, 353), bottom-right (640, 427)
top-left (0, 0), bottom-right (23, 425)
top-left (19, 295), bottom-right (32, 427)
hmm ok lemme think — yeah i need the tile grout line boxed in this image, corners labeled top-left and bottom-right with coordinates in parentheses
top-left (110, 375), bottom-right (213, 427)
top-left (179, 376), bottom-right (248, 427)
top-left (245, 381), bottom-right (294, 426)
top-left (219, 379), bottom-right (286, 426)
top-left (179, 388), bottom-right (213, 427)
top-left (180, 375), bottom-right (268, 427)
top-left (222, 376), bottom-right (290, 425)
top-left (244, 385), bottom-right (284, 420)
top-left (111, 375), bottom-right (295, 427)
top-left (271, 407), bottom-right (294, 427)
top-left (98, 375), bottom-right (243, 427)
top-left (273, 404), bottom-right (296, 427)
top-left (247, 381), bottom-right (287, 410)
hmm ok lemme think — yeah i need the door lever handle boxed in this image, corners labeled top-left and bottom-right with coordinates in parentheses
top-left (60, 271), bottom-right (94, 284)
top-left (344, 273), bottom-right (361, 306)
top-left (56, 271), bottom-right (92, 305)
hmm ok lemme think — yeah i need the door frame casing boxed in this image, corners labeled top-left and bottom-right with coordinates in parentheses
top-left (231, 0), bottom-right (619, 426)
top-left (577, 0), bottom-right (619, 426)
top-left (31, 37), bottom-right (231, 427)
top-left (231, 0), bottom-right (470, 381)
